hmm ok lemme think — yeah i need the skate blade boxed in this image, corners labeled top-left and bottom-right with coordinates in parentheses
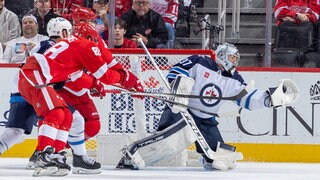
top-left (72, 167), bottom-right (101, 174)
top-left (50, 168), bottom-right (70, 176)
top-left (25, 162), bottom-right (35, 170)
top-left (32, 166), bottom-right (58, 176)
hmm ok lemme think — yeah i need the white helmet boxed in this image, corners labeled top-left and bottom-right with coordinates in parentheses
top-left (215, 43), bottom-right (240, 74)
top-left (47, 17), bottom-right (72, 38)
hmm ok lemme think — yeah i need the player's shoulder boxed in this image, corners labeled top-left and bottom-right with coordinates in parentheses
top-left (187, 55), bottom-right (219, 71)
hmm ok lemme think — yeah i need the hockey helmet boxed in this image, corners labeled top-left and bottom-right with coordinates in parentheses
top-left (73, 23), bottom-right (100, 43)
top-left (72, 7), bottom-right (96, 25)
top-left (47, 17), bottom-right (72, 38)
top-left (215, 43), bottom-right (240, 74)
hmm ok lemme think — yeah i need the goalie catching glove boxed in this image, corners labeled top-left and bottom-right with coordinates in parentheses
top-left (119, 70), bottom-right (144, 99)
top-left (267, 79), bottom-right (299, 108)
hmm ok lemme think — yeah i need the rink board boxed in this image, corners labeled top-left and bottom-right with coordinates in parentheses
top-left (1, 65), bottom-right (320, 162)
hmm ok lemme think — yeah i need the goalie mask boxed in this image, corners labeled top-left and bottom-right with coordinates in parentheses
top-left (47, 17), bottom-right (72, 38)
top-left (215, 43), bottom-right (240, 75)
top-left (73, 23), bottom-right (100, 43)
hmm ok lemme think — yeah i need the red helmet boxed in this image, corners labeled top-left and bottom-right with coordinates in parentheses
top-left (72, 7), bottom-right (96, 25)
top-left (73, 23), bottom-right (100, 43)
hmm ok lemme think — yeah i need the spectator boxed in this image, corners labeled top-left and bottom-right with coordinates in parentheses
top-left (92, 0), bottom-right (110, 39)
top-left (4, 0), bottom-right (34, 22)
top-left (105, 18), bottom-right (138, 48)
top-left (274, 0), bottom-right (319, 26)
top-left (2, 14), bottom-right (48, 63)
top-left (0, 0), bottom-right (21, 48)
top-left (27, 0), bottom-right (60, 36)
top-left (151, 0), bottom-right (179, 48)
top-left (114, 0), bottom-right (132, 18)
top-left (121, 0), bottom-right (168, 48)
top-left (51, 0), bottom-right (85, 21)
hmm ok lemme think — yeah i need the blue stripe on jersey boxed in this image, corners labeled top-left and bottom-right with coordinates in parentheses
top-left (170, 66), bottom-right (190, 77)
top-left (166, 73), bottom-right (177, 80)
top-left (245, 89), bottom-right (258, 109)
top-left (236, 99), bottom-right (241, 106)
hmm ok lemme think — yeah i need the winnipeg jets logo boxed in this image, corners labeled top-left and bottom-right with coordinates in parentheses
top-left (200, 83), bottom-right (222, 107)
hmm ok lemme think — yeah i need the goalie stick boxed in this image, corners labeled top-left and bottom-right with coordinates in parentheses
top-left (105, 87), bottom-right (249, 101)
top-left (135, 38), bottom-right (246, 162)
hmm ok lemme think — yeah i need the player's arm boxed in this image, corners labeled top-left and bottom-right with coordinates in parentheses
top-left (166, 55), bottom-right (199, 83)
top-left (82, 42), bottom-right (143, 94)
top-left (237, 79), bottom-right (299, 110)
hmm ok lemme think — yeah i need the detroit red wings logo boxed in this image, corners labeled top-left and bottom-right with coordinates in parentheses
top-left (144, 76), bottom-right (160, 88)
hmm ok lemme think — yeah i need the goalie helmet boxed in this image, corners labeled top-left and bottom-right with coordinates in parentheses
top-left (72, 7), bottom-right (96, 25)
top-left (47, 17), bottom-right (72, 38)
top-left (73, 23), bottom-right (99, 43)
top-left (215, 43), bottom-right (240, 75)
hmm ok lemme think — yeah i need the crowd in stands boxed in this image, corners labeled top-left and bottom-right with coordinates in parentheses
top-left (273, 0), bottom-right (320, 68)
top-left (0, 0), bottom-right (181, 62)
top-left (2, 0), bottom-right (320, 68)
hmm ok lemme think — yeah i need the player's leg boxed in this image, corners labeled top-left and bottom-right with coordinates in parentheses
top-left (72, 93), bottom-right (101, 173)
top-left (57, 90), bottom-right (101, 173)
top-left (18, 69), bottom-right (71, 176)
top-left (68, 109), bottom-right (101, 174)
top-left (117, 118), bottom-right (196, 170)
top-left (193, 115), bottom-right (237, 170)
top-left (0, 95), bottom-right (37, 155)
top-left (117, 106), bottom-right (196, 169)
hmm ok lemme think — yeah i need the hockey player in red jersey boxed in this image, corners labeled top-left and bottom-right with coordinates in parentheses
top-left (18, 22), bottom-right (144, 176)
top-left (274, 0), bottom-right (319, 25)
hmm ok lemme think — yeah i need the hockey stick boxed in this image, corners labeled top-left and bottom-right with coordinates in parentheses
top-left (138, 38), bottom-right (245, 161)
top-left (108, 86), bottom-right (220, 117)
top-left (105, 86), bottom-right (249, 101)
top-left (20, 69), bottom-right (63, 89)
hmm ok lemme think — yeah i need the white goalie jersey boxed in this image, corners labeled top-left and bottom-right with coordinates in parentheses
top-left (166, 55), bottom-right (270, 119)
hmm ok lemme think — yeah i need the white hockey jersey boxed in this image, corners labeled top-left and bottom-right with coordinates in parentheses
top-left (166, 55), bottom-right (270, 119)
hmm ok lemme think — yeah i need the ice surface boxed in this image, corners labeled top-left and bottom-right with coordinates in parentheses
top-left (0, 158), bottom-right (320, 180)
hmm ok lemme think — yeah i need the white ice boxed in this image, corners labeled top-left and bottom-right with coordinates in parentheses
top-left (0, 158), bottom-right (320, 180)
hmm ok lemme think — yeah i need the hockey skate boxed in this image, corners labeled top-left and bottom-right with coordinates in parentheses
top-left (49, 150), bottom-right (71, 176)
top-left (72, 153), bottom-right (101, 174)
top-left (26, 150), bottom-right (38, 170)
top-left (32, 146), bottom-right (58, 177)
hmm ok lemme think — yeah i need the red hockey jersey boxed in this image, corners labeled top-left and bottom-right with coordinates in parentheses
top-left (274, 0), bottom-right (319, 25)
top-left (22, 35), bottom-right (122, 88)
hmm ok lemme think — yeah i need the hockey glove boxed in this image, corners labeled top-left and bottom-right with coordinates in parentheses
top-left (267, 79), bottom-right (299, 108)
top-left (90, 78), bottom-right (106, 99)
top-left (119, 70), bottom-right (144, 99)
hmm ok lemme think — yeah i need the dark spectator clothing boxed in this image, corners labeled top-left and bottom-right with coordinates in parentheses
top-left (27, 9), bottom-right (60, 36)
top-left (120, 9), bottom-right (168, 48)
top-left (105, 38), bottom-right (138, 48)
top-left (4, 0), bottom-right (34, 22)
top-left (274, 0), bottom-right (319, 25)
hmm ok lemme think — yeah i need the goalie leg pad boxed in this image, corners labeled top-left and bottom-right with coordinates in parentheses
top-left (170, 74), bottom-right (195, 113)
top-left (211, 142), bottom-right (243, 170)
top-left (116, 118), bottom-right (196, 169)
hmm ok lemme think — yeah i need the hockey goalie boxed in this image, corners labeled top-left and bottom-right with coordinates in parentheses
top-left (116, 43), bottom-right (299, 171)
